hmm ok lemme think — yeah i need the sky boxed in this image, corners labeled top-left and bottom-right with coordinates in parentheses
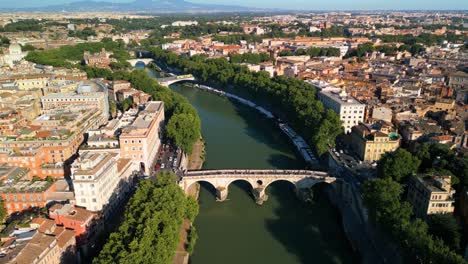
top-left (0, 0), bottom-right (467, 10)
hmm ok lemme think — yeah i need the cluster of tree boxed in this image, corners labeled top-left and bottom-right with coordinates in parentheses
top-left (0, 200), bottom-right (6, 222)
top-left (369, 144), bottom-right (468, 261)
top-left (68, 27), bottom-right (97, 40)
top-left (279, 47), bottom-right (341, 57)
top-left (119, 98), bottom-right (134, 112)
top-left (346, 42), bottom-right (425, 59)
top-left (378, 144), bottom-right (468, 188)
top-left (0, 36), bottom-right (10, 47)
top-left (84, 67), bottom-right (201, 154)
top-left (94, 172), bottom-right (199, 264)
top-left (363, 178), bottom-right (465, 264)
top-left (20, 44), bottom-right (36, 51)
top-left (0, 20), bottom-right (43, 32)
top-left (229, 52), bottom-right (271, 64)
top-left (212, 34), bottom-right (264, 44)
top-left (375, 33), bottom-right (464, 46)
top-left (25, 39), bottom-right (129, 68)
top-left (150, 48), bottom-right (342, 156)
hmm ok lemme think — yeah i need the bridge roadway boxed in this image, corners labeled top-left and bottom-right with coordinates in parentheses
top-left (127, 58), bottom-right (154, 67)
top-left (156, 74), bottom-right (195, 86)
top-left (180, 169), bottom-right (336, 205)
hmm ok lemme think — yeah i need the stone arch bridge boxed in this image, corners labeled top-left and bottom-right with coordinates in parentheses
top-left (127, 58), bottom-right (154, 67)
top-left (156, 74), bottom-right (195, 87)
top-left (179, 169), bottom-right (336, 205)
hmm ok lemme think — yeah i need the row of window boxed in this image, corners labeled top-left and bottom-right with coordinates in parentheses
top-left (4, 195), bottom-right (43, 202)
top-left (343, 110), bottom-right (363, 114)
top-left (123, 139), bottom-right (142, 144)
top-left (431, 203), bottom-right (453, 208)
top-left (6, 203), bottom-right (39, 209)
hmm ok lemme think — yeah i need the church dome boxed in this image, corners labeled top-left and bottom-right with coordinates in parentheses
top-left (8, 43), bottom-right (22, 55)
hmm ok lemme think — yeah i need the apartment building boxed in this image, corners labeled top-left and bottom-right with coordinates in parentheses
top-left (120, 101), bottom-right (165, 173)
top-left (71, 151), bottom-right (137, 218)
top-left (41, 81), bottom-right (109, 119)
top-left (0, 180), bottom-right (57, 215)
top-left (0, 74), bottom-right (50, 91)
top-left (49, 203), bottom-right (96, 245)
top-left (349, 121), bottom-right (400, 161)
top-left (10, 218), bottom-right (76, 264)
top-left (0, 109), bottom-right (104, 179)
top-left (407, 175), bottom-right (455, 218)
top-left (318, 88), bottom-right (365, 133)
top-left (83, 48), bottom-right (113, 69)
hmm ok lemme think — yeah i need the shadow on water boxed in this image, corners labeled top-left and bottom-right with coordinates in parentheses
top-left (227, 180), bottom-right (254, 201)
top-left (197, 182), bottom-right (217, 201)
top-left (265, 181), bottom-right (358, 264)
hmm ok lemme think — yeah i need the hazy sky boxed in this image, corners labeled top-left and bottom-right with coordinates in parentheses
top-left (0, 0), bottom-right (467, 10)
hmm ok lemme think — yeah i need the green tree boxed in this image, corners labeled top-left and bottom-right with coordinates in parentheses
top-left (94, 171), bottom-right (199, 264)
top-left (166, 113), bottom-right (201, 154)
top-left (378, 149), bottom-right (420, 182)
top-left (362, 178), bottom-right (412, 231)
top-left (121, 98), bottom-right (133, 111)
top-left (427, 214), bottom-right (461, 251)
top-left (0, 199), bottom-right (6, 222)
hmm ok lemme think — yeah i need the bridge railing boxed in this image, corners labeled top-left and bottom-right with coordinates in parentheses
top-left (185, 169), bottom-right (328, 177)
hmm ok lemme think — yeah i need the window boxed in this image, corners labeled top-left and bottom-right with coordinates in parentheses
top-left (81, 198), bottom-right (86, 203)
top-left (92, 198), bottom-right (97, 202)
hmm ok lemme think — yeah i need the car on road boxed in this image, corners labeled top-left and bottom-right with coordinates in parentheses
top-left (161, 163), bottom-right (165, 169)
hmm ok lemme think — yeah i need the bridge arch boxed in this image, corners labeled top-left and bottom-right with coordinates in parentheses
top-left (186, 180), bottom-right (217, 198)
top-left (127, 58), bottom-right (154, 67)
top-left (226, 178), bottom-right (255, 191)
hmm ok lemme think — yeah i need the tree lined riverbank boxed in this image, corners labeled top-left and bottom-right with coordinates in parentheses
top-left (150, 47), bottom-right (343, 156)
top-left (169, 83), bottom-right (358, 264)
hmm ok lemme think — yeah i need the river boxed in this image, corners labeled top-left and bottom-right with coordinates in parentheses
top-left (139, 63), bottom-right (357, 264)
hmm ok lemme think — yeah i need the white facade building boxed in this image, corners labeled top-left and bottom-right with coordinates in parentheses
top-left (171, 21), bottom-right (198, 27)
top-left (0, 43), bottom-right (27, 67)
top-left (71, 152), bottom-right (137, 218)
top-left (318, 89), bottom-right (365, 133)
top-left (41, 81), bottom-right (109, 119)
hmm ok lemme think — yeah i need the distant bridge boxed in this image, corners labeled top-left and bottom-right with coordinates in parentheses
top-left (156, 74), bottom-right (195, 87)
top-left (179, 169), bottom-right (336, 205)
top-left (127, 58), bottom-right (154, 67)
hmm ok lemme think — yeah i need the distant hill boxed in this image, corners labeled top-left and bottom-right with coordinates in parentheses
top-left (1, 0), bottom-right (267, 13)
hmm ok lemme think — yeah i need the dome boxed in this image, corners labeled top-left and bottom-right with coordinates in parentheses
top-left (8, 43), bottom-right (22, 55)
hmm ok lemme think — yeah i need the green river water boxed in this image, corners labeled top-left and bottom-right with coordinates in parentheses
top-left (141, 63), bottom-right (357, 264)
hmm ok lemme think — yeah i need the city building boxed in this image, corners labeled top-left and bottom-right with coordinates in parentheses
top-left (83, 48), bottom-right (114, 69)
top-left (49, 203), bottom-right (96, 245)
top-left (0, 179), bottom-right (72, 215)
top-left (71, 151), bottom-right (137, 218)
top-left (349, 121), bottom-right (400, 161)
top-left (0, 43), bottom-right (27, 67)
top-left (9, 218), bottom-right (76, 264)
top-left (41, 81), bottom-right (109, 120)
top-left (407, 175), bottom-right (455, 218)
top-left (120, 101), bottom-right (165, 173)
top-left (318, 88), bottom-right (365, 133)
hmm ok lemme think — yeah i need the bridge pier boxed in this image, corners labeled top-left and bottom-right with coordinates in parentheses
top-left (295, 187), bottom-right (317, 203)
top-left (253, 187), bottom-right (268, 205)
top-left (216, 187), bottom-right (228, 202)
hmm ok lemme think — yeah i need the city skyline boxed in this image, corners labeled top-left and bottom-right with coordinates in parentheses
top-left (0, 0), bottom-right (467, 10)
